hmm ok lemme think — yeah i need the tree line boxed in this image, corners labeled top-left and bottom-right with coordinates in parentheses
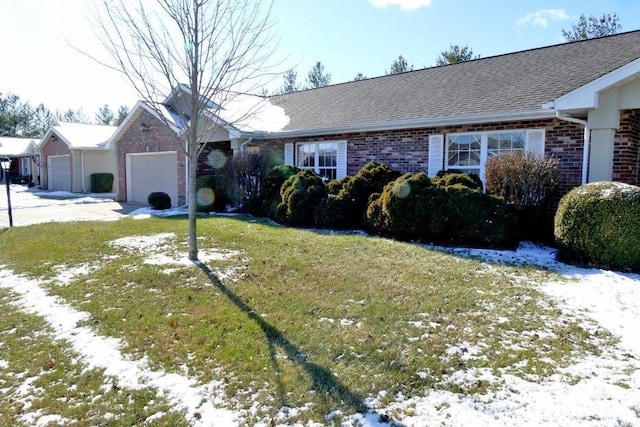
top-left (277, 12), bottom-right (621, 94)
top-left (0, 93), bottom-right (129, 138)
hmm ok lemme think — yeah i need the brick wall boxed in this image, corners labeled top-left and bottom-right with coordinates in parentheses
top-left (262, 118), bottom-right (587, 196)
top-left (115, 110), bottom-right (187, 204)
top-left (197, 142), bottom-right (232, 177)
top-left (614, 109), bottom-right (640, 186)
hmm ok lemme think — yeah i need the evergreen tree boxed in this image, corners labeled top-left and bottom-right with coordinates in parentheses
top-left (305, 61), bottom-right (331, 88)
top-left (95, 104), bottom-right (115, 125)
top-left (436, 44), bottom-right (479, 66)
top-left (386, 55), bottom-right (413, 75)
top-left (279, 68), bottom-right (299, 94)
top-left (562, 13), bottom-right (622, 41)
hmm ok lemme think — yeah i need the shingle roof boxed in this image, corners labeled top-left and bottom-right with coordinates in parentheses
top-left (268, 30), bottom-right (640, 133)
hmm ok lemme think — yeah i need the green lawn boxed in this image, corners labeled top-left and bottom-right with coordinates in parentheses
top-left (0, 216), bottom-right (614, 425)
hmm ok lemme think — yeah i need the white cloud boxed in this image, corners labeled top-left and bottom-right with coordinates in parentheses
top-left (369, 0), bottom-right (432, 11)
top-left (516, 9), bottom-right (570, 28)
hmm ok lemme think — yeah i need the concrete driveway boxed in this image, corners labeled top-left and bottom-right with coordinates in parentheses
top-left (0, 185), bottom-right (142, 227)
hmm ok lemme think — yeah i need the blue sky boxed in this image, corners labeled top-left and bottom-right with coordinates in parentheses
top-left (1, 0), bottom-right (638, 116)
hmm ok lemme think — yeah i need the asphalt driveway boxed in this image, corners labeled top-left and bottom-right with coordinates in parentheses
top-left (0, 185), bottom-right (142, 227)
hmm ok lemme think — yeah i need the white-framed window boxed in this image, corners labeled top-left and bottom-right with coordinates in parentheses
top-left (445, 129), bottom-right (545, 182)
top-left (284, 140), bottom-right (347, 181)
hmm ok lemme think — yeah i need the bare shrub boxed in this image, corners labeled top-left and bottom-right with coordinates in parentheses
top-left (226, 151), bottom-right (277, 211)
top-left (485, 151), bottom-right (559, 210)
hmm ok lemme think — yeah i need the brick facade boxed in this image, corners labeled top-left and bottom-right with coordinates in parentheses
top-left (197, 142), bottom-right (232, 177)
top-left (614, 109), bottom-right (640, 186)
top-left (261, 118), bottom-right (588, 196)
top-left (115, 110), bottom-right (187, 205)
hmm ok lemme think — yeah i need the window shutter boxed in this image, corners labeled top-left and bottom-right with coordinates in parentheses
top-left (428, 134), bottom-right (445, 177)
top-left (526, 129), bottom-right (545, 154)
top-left (336, 141), bottom-right (347, 178)
top-left (284, 143), bottom-right (294, 166)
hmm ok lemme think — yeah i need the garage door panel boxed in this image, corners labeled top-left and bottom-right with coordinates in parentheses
top-left (48, 155), bottom-right (71, 192)
top-left (126, 152), bottom-right (178, 206)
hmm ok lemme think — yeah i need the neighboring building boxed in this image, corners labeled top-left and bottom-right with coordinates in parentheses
top-left (0, 137), bottom-right (39, 183)
top-left (39, 122), bottom-right (118, 192)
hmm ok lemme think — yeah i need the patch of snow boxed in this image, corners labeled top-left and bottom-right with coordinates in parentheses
top-left (0, 268), bottom-right (240, 426)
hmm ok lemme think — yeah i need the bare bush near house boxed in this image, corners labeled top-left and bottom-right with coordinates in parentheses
top-left (485, 151), bottom-right (559, 210)
top-left (226, 151), bottom-right (275, 207)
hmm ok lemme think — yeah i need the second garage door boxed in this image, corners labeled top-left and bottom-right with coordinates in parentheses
top-left (126, 152), bottom-right (178, 206)
top-left (47, 155), bottom-right (71, 192)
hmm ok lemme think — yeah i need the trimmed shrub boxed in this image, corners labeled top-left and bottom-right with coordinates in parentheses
top-left (433, 172), bottom-right (483, 191)
top-left (366, 172), bottom-right (517, 247)
top-left (275, 170), bottom-right (327, 226)
top-left (256, 164), bottom-right (299, 218)
top-left (196, 174), bottom-right (228, 213)
top-left (436, 169), bottom-right (483, 190)
top-left (316, 162), bottom-right (401, 229)
top-left (554, 181), bottom-right (640, 271)
top-left (90, 173), bottom-right (114, 193)
top-left (148, 191), bottom-right (171, 210)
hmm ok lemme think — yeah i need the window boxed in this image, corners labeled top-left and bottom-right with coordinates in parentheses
top-left (292, 141), bottom-right (345, 180)
top-left (445, 130), bottom-right (543, 182)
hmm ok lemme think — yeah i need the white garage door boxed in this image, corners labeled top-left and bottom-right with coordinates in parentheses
top-left (126, 152), bottom-right (178, 206)
top-left (48, 155), bottom-right (71, 192)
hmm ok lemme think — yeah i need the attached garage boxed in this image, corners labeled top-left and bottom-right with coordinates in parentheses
top-left (126, 152), bottom-right (179, 206)
top-left (47, 155), bottom-right (72, 192)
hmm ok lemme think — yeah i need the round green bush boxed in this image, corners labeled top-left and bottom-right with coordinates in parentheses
top-left (554, 181), bottom-right (640, 271)
top-left (366, 172), bottom-right (517, 247)
top-left (433, 169), bottom-right (483, 191)
top-left (433, 172), bottom-right (483, 191)
top-left (147, 191), bottom-right (171, 210)
top-left (196, 174), bottom-right (227, 213)
top-left (256, 164), bottom-right (299, 218)
top-left (316, 162), bottom-right (401, 229)
top-left (275, 170), bottom-right (327, 226)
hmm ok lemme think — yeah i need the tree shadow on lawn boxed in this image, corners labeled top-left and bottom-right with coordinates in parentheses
top-left (194, 261), bottom-right (401, 425)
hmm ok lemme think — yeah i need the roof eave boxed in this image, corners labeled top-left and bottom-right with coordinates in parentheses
top-left (554, 57), bottom-right (640, 111)
top-left (244, 109), bottom-right (558, 139)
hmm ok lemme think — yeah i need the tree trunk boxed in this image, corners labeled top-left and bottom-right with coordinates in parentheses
top-left (188, 142), bottom-right (198, 261)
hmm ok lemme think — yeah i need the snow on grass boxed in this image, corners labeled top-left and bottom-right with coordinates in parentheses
top-left (0, 268), bottom-right (240, 426)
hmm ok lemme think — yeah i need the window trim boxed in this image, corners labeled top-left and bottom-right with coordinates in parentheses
top-left (289, 140), bottom-right (347, 180)
top-left (445, 129), bottom-right (545, 183)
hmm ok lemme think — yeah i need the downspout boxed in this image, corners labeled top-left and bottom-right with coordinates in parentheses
top-left (81, 150), bottom-right (87, 192)
top-left (556, 111), bottom-right (590, 185)
top-left (240, 137), bottom-right (253, 154)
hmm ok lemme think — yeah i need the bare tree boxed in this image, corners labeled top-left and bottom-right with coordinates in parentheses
top-left (90, 0), bottom-right (276, 260)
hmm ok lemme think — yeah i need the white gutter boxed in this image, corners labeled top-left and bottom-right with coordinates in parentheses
top-left (556, 111), bottom-right (590, 185)
top-left (240, 137), bottom-right (253, 154)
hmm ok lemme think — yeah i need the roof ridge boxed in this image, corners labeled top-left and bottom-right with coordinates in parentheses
top-left (268, 29), bottom-right (640, 99)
